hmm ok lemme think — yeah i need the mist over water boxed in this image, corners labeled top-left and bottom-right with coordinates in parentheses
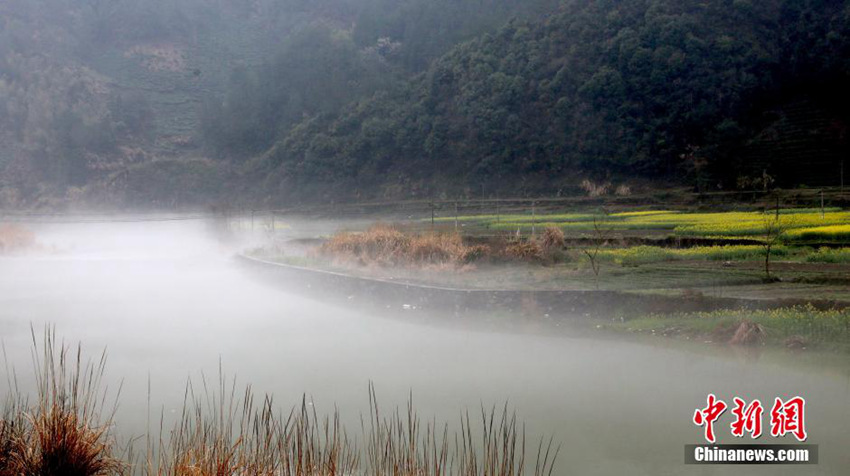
top-left (1, 220), bottom-right (848, 475)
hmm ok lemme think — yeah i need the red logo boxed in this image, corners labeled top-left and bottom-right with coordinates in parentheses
top-left (694, 395), bottom-right (807, 443)
top-left (693, 394), bottom-right (727, 443)
top-left (770, 397), bottom-right (807, 442)
top-left (730, 397), bottom-right (764, 439)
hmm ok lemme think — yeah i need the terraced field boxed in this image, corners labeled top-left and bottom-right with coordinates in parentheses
top-left (432, 208), bottom-right (850, 243)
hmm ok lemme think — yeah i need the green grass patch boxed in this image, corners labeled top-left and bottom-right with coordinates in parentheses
top-left (435, 208), bottom-right (850, 242)
top-left (596, 245), bottom-right (789, 266)
top-left (804, 247), bottom-right (850, 263)
top-left (615, 305), bottom-right (850, 351)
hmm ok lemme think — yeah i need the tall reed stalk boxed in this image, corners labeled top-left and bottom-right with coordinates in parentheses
top-left (3, 331), bottom-right (560, 476)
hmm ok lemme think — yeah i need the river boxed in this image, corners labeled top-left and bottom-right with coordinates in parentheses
top-left (1, 220), bottom-right (848, 475)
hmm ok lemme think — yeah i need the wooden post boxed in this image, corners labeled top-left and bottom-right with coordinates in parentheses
top-left (430, 203), bottom-right (435, 231)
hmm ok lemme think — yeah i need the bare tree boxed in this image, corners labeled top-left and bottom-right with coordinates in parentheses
top-left (583, 212), bottom-right (613, 289)
top-left (760, 210), bottom-right (791, 281)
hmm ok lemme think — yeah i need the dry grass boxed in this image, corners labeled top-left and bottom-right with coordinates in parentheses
top-left (0, 401), bottom-right (26, 476)
top-left (320, 224), bottom-right (488, 268)
top-left (503, 241), bottom-right (544, 261)
top-left (539, 227), bottom-right (565, 251)
top-left (579, 180), bottom-right (611, 197)
top-left (0, 328), bottom-right (122, 476)
top-left (4, 333), bottom-right (559, 476)
top-left (151, 378), bottom-right (357, 476)
top-left (0, 224), bottom-right (36, 255)
top-left (729, 321), bottom-right (766, 346)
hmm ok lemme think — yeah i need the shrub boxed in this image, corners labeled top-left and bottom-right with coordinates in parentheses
top-left (805, 247), bottom-right (850, 263)
top-left (503, 239), bottom-right (544, 261)
top-left (540, 226), bottom-right (565, 250)
top-left (320, 224), bottom-right (487, 268)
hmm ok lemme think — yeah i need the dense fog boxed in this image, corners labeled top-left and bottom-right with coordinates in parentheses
top-left (1, 220), bottom-right (847, 475)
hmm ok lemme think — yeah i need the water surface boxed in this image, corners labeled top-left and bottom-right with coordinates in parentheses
top-left (1, 220), bottom-right (847, 475)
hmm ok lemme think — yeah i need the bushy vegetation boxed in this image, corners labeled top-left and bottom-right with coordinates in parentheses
top-left (319, 224), bottom-right (489, 268)
top-left (805, 247), bottom-right (850, 263)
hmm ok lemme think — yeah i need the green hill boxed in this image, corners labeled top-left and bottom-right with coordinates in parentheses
top-left (1, 0), bottom-right (848, 208)
top-left (252, 0), bottom-right (850, 203)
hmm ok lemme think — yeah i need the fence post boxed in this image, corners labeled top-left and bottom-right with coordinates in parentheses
top-left (430, 202), bottom-right (435, 231)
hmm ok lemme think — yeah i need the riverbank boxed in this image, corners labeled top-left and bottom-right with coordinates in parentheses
top-left (238, 252), bottom-right (850, 355)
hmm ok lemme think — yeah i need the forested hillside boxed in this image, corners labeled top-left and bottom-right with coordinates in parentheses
top-left (255, 0), bottom-right (850, 202)
top-left (1, 0), bottom-right (848, 208)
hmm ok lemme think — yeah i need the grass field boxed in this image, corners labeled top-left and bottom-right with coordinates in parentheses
top-left (608, 306), bottom-right (850, 352)
top-left (432, 208), bottom-right (850, 243)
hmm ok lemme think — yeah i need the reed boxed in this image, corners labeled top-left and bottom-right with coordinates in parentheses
top-left (0, 328), bottom-right (122, 476)
top-left (3, 333), bottom-right (559, 476)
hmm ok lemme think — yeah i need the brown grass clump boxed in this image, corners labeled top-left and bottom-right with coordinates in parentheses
top-left (156, 381), bottom-right (357, 476)
top-left (320, 224), bottom-right (488, 268)
top-left (729, 320), bottom-right (766, 346)
top-left (1, 329), bottom-right (122, 476)
top-left (540, 227), bottom-right (565, 251)
top-left (579, 179), bottom-right (611, 197)
top-left (0, 223), bottom-right (36, 254)
top-left (503, 240), bottom-right (544, 261)
top-left (0, 402), bottom-right (25, 476)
